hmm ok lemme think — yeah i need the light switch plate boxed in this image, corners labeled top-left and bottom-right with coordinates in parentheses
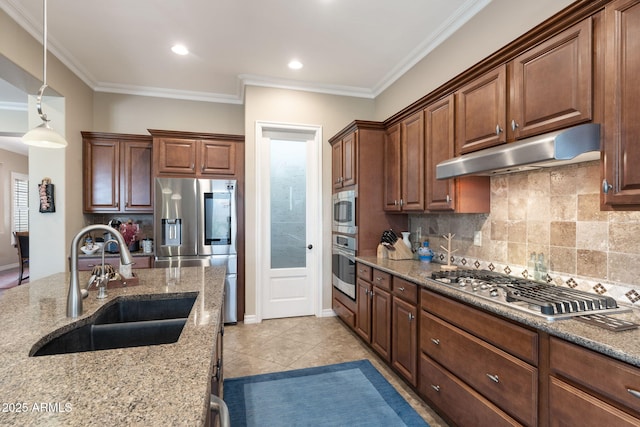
top-left (473, 231), bottom-right (482, 246)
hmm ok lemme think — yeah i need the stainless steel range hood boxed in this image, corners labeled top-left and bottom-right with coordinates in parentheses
top-left (436, 123), bottom-right (601, 179)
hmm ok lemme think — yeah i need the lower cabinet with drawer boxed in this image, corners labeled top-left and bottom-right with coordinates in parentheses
top-left (353, 263), bottom-right (392, 362)
top-left (548, 337), bottom-right (640, 426)
top-left (392, 277), bottom-right (419, 386)
top-left (420, 288), bottom-right (538, 427)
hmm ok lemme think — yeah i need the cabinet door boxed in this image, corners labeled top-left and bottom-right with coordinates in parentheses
top-left (425, 95), bottom-right (456, 211)
top-left (122, 140), bottom-right (153, 212)
top-left (341, 132), bottom-right (357, 187)
top-left (456, 65), bottom-right (507, 154)
top-left (157, 138), bottom-right (198, 175)
top-left (392, 297), bottom-right (418, 386)
top-left (355, 279), bottom-right (372, 342)
top-left (400, 111), bottom-right (425, 211)
top-left (332, 139), bottom-right (344, 190)
top-left (371, 286), bottom-right (391, 362)
top-left (603, 0), bottom-right (640, 207)
top-left (511, 18), bottom-right (592, 139)
top-left (83, 138), bottom-right (120, 212)
top-left (200, 139), bottom-right (236, 175)
top-left (383, 124), bottom-right (402, 211)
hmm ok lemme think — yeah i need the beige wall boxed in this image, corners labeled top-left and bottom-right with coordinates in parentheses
top-left (243, 86), bottom-right (374, 318)
top-left (0, 149), bottom-right (28, 267)
top-left (93, 93), bottom-right (244, 135)
top-left (1, 8), bottom-right (93, 279)
top-left (374, 0), bottom-right (575, 121)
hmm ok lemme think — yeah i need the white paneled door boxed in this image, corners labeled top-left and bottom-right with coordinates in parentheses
top-left (256, 123), bottom-right (322, 320)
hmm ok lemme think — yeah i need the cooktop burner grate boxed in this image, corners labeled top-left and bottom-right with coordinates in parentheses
top-left (430, 269), bottom-right (628, 320)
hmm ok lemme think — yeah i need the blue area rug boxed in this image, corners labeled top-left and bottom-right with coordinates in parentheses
top-left (224, 359), bottom-right (429, 426)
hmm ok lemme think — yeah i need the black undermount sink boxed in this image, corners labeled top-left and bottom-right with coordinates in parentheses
top-left (31, 293), bottom-right (198, 357)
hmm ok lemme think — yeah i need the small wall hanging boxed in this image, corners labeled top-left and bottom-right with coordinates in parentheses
top-left (38, 177), bottom-right (55, 213)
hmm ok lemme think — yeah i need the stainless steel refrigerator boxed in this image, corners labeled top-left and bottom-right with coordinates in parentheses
top-left (154, 178), bottom-right (238, 323)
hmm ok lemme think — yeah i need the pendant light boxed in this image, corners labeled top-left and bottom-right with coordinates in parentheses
top-left (22, 0), bottom-right (68, 148)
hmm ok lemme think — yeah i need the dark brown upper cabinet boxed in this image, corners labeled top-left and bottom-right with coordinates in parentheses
top-left (332, 131), bottom-right (356, 191)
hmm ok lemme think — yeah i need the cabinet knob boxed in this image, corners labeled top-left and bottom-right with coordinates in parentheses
top-left (496, 124), bottom-right (503, 135)
top-left (446, 194), bottom-right (451, 204)
top-left (431, 384), bottom-right (441, 393)
top-left (399, 199), bottom-right (404, 207)
top-left (431, 338), bottom-right (440, 345)
top-left (408, 312), bottom-right (414, 321)
top-left (398, 287), bottom-right (405, 292)
top-left (602, 179), bottom-right (613, 194)
top-left (511, 119), bottom-right (519, 132)
top-left (486, 373), bottom-right (500, 383)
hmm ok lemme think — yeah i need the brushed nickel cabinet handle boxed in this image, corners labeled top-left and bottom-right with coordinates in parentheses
top-left (398, 287), bottom-right (405, 292)
top-left (446, 194), bottom-right (451, 204)
top-left (431, 338), bottom-right (440, 345)
top-left (408, 312), bottom-right (414, 321)
top-left (431, 385), bottom-right (441, 392)
top-left (627, 388), bottom-right (640, 399)
top-left (496, 124), bottom-right (503, 135)
top-left (602, 179), bottom-right (613, 194)
top-left (511, 119), bottom-right (519, 132)
top-left (486, 373), bottom-right (500, 383)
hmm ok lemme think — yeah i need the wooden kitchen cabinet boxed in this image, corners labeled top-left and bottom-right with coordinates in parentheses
top-left (602, 0), bottom-right (640, 208)
top-left (424, 94), bottom-right (491, 213)
top-left (456, 18), bottom-right (593, 155)
top-left (510, 18), bottom-right (593, 140)
top-left (82, 132), bottom-right (153, 213)
top-left (75, 255), bottom-right (153, 271)
top-left (391, 277), bottom-right (418, 387)
top-left (150, 129), bottom-right (243, 178)
top-left (549, 336), bottom-right (640, 423)
top-left (383, 111), bottom-right (425, 212)
top-left (420, 288), bottom-right (538, 426)
top-left (354, 265), bottom-right (392, 362)
top-left (332, 131), bottom-right (356, 190)
top-left (455, 65), bottom-right (507, 155)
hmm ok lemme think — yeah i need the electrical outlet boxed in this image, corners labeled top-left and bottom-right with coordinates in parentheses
top-left (473, 231), bottom-right (482, 246)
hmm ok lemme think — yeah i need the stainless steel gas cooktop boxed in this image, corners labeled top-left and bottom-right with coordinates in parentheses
top-left (430, 270), bottom-right (631, 321)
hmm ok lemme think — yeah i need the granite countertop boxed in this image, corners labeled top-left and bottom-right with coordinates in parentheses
top-left (0, 266), bottom-right (225, 426)
top-left (357, 256), bottom-right (640, 368)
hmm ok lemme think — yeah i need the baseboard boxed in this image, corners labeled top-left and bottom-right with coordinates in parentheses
top-left (242, 314), bottom-right (260, 324)
top-left (319, 308), bottom-right (336, 318)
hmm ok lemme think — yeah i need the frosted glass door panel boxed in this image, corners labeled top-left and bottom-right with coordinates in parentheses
top-left (270, 139), bottom-right (306, 269)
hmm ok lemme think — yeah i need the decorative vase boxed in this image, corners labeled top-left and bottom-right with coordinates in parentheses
top-left (418, 241), bottom-right (434, 263)
top-left (401, 232), bottom-right (411, 249)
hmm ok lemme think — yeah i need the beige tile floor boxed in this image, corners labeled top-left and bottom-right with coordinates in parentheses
top-left (224, 315), bottom-right (449, 426)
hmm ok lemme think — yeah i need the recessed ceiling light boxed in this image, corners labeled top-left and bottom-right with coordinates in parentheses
top-left (171, 44), bottom-right (189, 55)
top-left (288, 60), bottom-right (303, 70)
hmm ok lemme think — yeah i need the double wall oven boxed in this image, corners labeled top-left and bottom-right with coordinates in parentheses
top-left (332, 188), bottom-right (357, 299)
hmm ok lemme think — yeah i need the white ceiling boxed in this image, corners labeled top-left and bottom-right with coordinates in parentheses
top-left (0, 0), bottom-right (491, 104)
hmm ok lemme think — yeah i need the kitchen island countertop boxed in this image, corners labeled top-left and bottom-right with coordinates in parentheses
top-left (357, 256), bottom-right (640, 368)
top-left (0, 265), bottom-right (225, 426)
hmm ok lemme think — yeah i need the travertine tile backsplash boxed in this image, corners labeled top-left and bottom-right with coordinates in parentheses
top-left (409, 161), bottom-right (640, 306)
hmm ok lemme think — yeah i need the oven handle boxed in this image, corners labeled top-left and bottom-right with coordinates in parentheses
top-left (332, 245), bottom-right (355, 262)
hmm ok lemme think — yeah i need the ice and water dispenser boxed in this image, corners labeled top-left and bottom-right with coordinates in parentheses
top-left (161, 218), bottom-right (182, 246)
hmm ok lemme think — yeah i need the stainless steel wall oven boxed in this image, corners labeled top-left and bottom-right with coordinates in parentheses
top-left (332, 234), bottom-right (356, 299)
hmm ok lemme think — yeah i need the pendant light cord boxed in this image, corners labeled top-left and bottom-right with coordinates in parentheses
top-left (36, 0), bottom-right (49, 122)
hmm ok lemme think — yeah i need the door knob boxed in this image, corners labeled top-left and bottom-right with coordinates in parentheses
top-left (307, 244), bottom-right (313, 250)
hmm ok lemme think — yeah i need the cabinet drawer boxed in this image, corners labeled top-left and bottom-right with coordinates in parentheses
top-left (372, 269), bottom-right (391, 291)
top-left (550, 337), bottom-right (640, 414)
top-left (333, 298), bottom-right (355, 329)
top-left (421, 289), bottom-right (538, 365)
top-left (421, 311), bottom-right (537, 426)
top-left (393, 277), bottom-right (418, 304)
top-left (356, 263), bottom-right (373, 281)
top-left (549, 377), bottom-right (640, 427)
top-left (420, 354), bottom-right (521, 427)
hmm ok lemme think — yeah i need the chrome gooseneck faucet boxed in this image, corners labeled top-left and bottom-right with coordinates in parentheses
top-left (68, 224), bottom-right (133, 318)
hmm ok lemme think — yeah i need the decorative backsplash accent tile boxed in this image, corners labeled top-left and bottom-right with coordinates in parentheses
top-left (626, 290), bottom-right (640, 304)
top-left (593, 283), bottom-right (607, 295)
top-left (566, 278), bottom-right (577, 289)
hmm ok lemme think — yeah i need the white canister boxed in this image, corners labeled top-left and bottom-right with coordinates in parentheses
top-left (142, 238), bottom-right (153, 254)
